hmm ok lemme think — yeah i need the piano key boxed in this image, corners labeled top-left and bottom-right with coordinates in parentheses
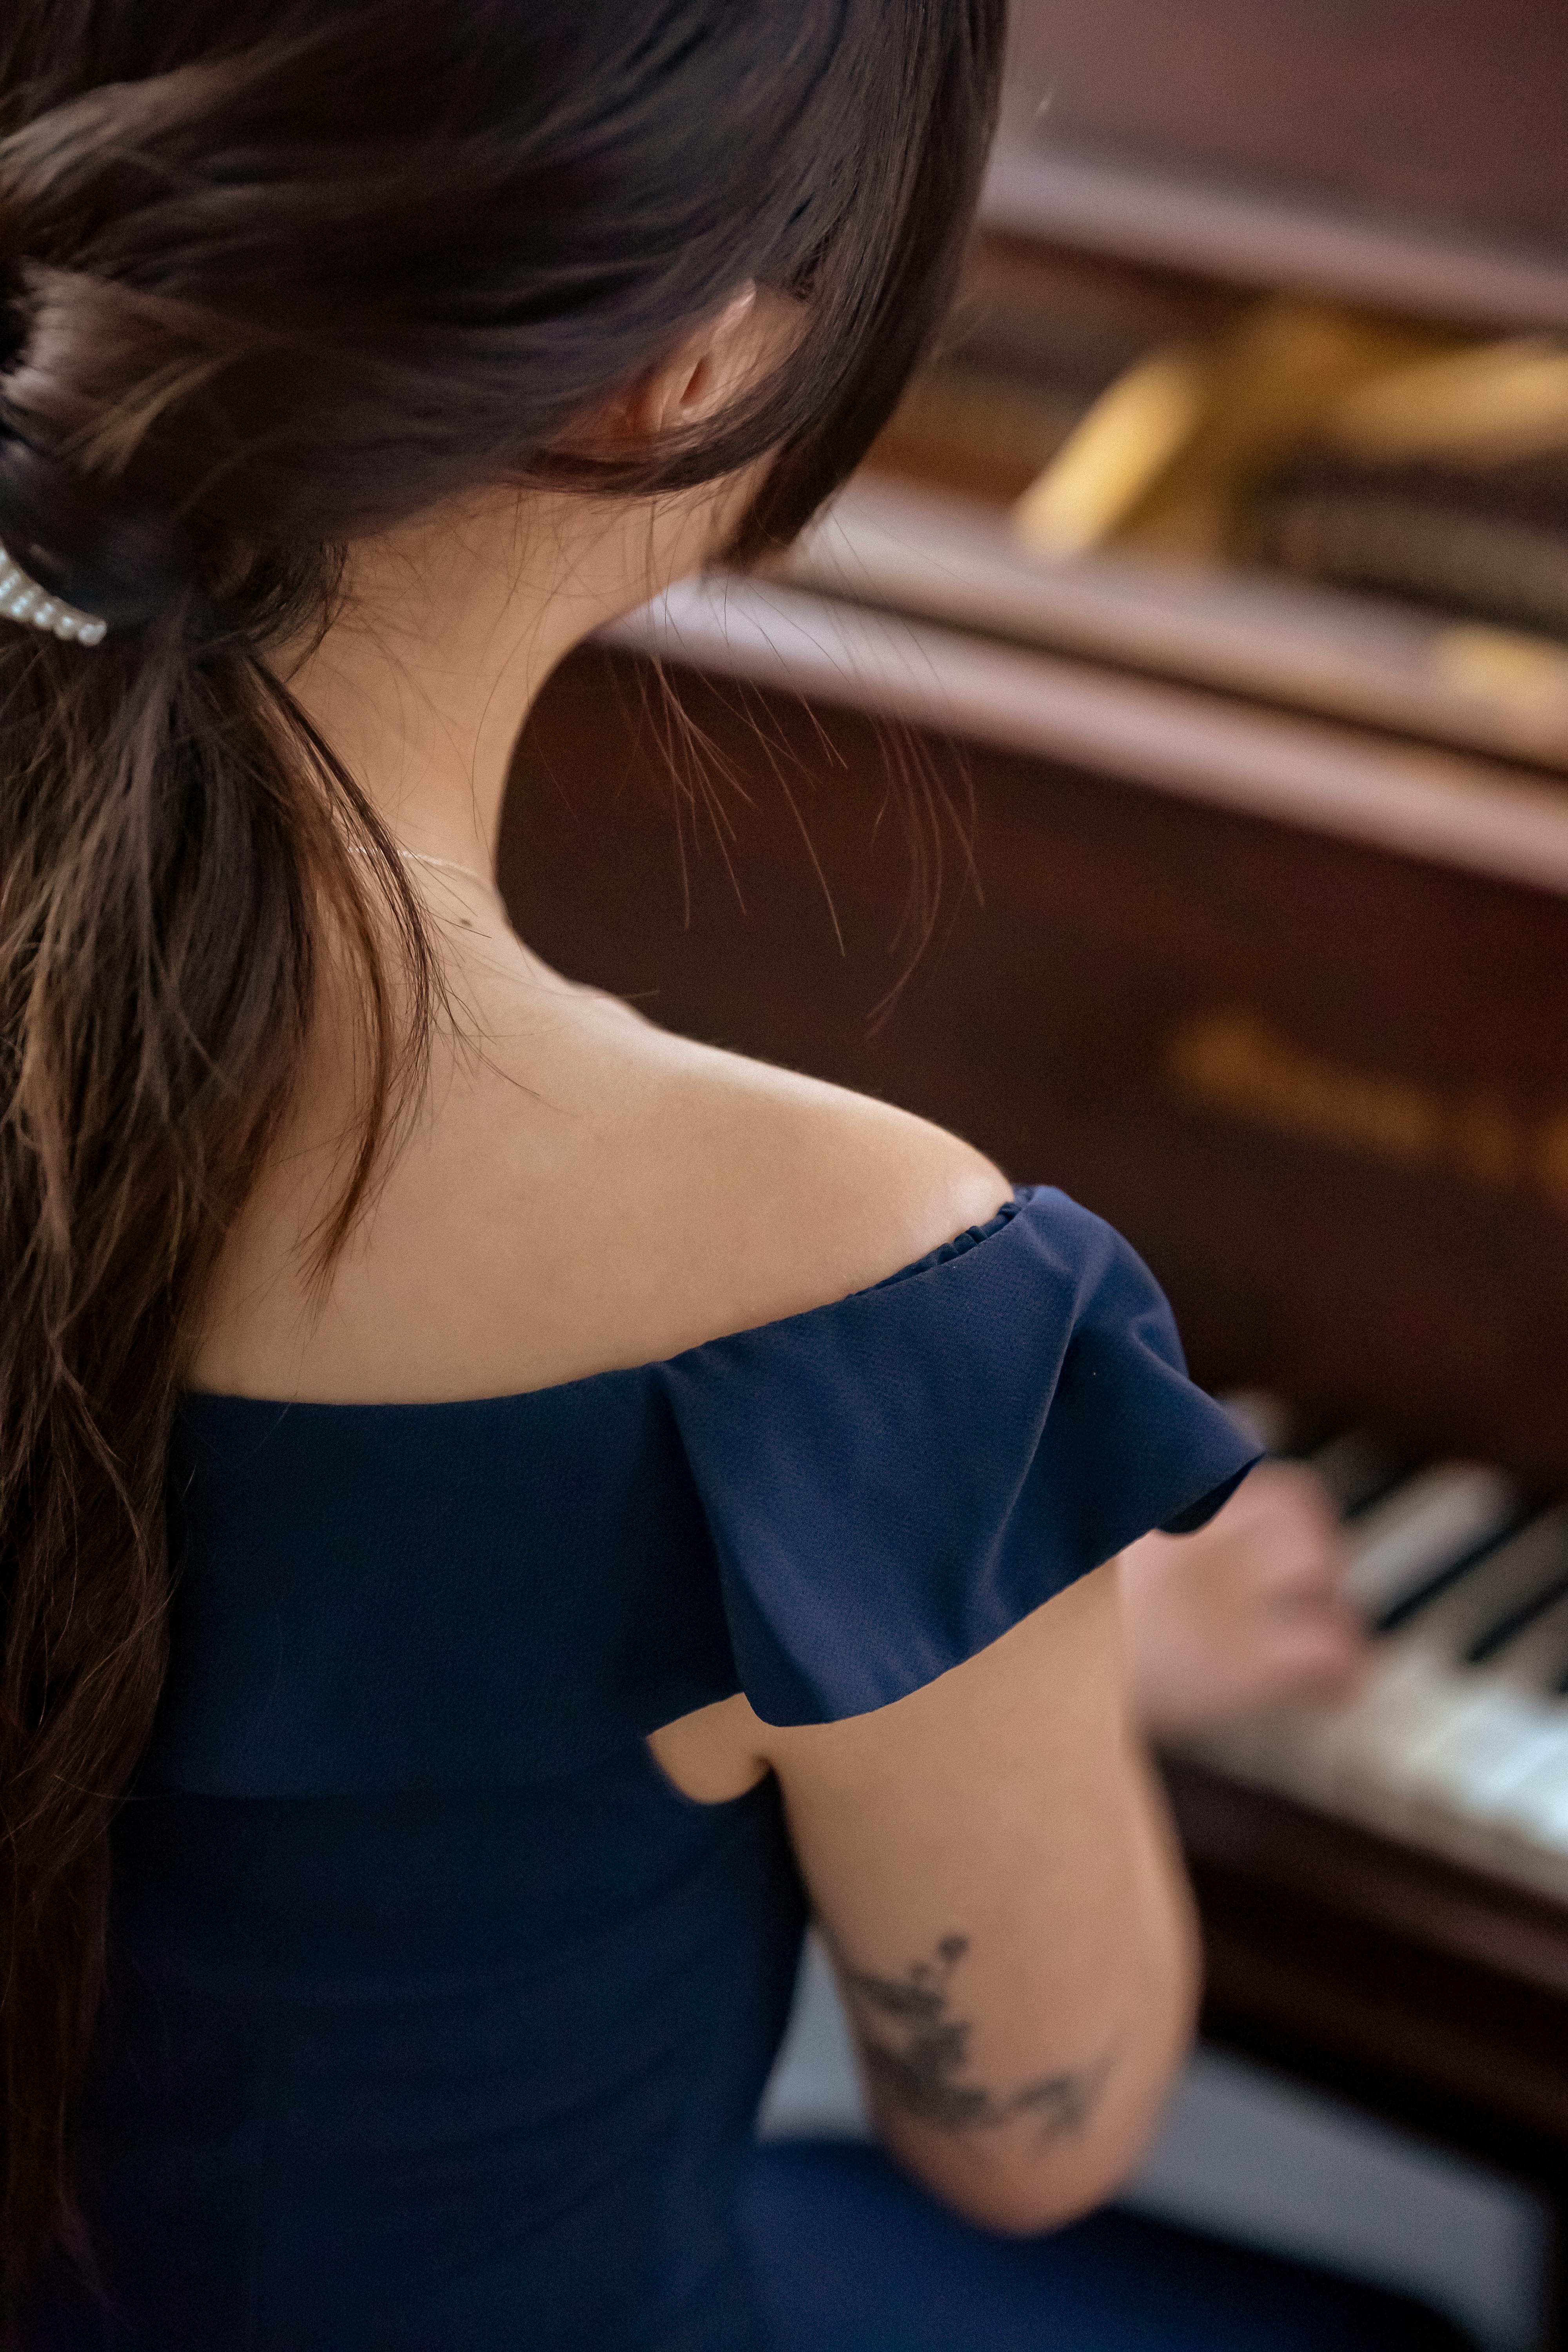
top-left (1487, 1745), bottom-right (1568, 1856)
top-left (1291, 1649), bottom-right (1459, 1825)
top-left (1185, 1463), bottom-right (1518, 1806)
top-left (1261, 1602), bottom-right (1558, 1829)
top-left (1438, 1693), bottom-right (1568, 1820)
top-left (1368, 1678), bottom-right (1557, 1817)
top-left (1361, 1697), bottom-right (1568, 1895)
top-left (1379, 1506), bottom-right (1568, 1655)
top-left (1281, 1505), bottom-right (1566, 1831)
top-left (1169, 1419), bottom-right (1568, 1898)
top-left (1194, 1644), bottom-right (1434, 1815)
top-left (1224, 1664), bottom-right (1568, 1896)
top-left (1340, 1463), bottom-right (1521, 1621)
top-left (1306, 1428), bottom-right (1414, 1517)
top-left (1173, 1449), bottom-right (1568, 1896)
top-left (1488, 1583), bottom-right (1568, 1690)
top-left (1359, 1684), bottom-right (1568, 1872)
top-left (1459, 1508), bottom-right (1568, 1662)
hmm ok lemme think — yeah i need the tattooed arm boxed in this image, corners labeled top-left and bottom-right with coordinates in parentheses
top-left (842, 1935), bottom-right (1117, 2143)
top-left (756, 1563), bottom-right (1199, 2234)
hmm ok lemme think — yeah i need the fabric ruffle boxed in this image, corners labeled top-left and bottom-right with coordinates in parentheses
top-left (662, 1186), bottom-right (1258, 1728)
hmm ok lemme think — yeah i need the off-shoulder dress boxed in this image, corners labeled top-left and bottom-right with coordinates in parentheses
top-left (38, 1186), bottom-right (1264, 2350)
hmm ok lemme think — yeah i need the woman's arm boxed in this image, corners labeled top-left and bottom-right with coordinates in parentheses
top-left (640, 1106), bottom-right (1209, 2232)
top-left (755, 1563), bottom-right (1200, 2235)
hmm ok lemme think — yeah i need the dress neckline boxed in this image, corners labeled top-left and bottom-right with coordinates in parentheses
top-left (177, 1191), bottom-right (1029, 1420)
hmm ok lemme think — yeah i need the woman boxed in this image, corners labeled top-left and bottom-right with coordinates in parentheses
top-left (0, 6), bottom-right (1451, 2348)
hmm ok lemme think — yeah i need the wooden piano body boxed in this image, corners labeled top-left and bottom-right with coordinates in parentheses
top-left (501, 0), bottom-right (1568, 2320)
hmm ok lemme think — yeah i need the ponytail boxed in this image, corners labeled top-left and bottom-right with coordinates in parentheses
top-left (0, 498), bottom-right (448, 2296)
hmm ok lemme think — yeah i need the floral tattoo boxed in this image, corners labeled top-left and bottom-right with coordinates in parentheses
top-left (842, 1934), bottom-right (1115, 2140)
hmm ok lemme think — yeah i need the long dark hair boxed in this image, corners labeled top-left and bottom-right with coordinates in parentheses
top-left (0, 0), bottom-right (1004, 2299)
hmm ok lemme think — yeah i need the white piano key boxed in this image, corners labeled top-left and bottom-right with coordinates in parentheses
top-left (1335, 1676), bottom-right (1568, 1891)
top-left (1229, 1683), bottom-right (1568, 1896)
top-left (1192, 1650), bottom-right (1436, 1818)
top-left (1492, 1753), bottom-right (1568, 1854)
top-left (1381, 1681), bottom-right (1555, 1809)
top-left (1435, 1696), bottom-right (1568, 1819)
top-left (1343, 1463), bottom-right (1520, 1619)
top-left (1173, 1434), bottom-right (1568, 1902)
top-left (1415, 1800), bottom-right (1568, 1899)
top-left (1379, 1506), bottom-right (1568, 1660)
top-left (1320, 1689), bottom-right (1568, 1895)
top-left (1359, 1695), bottom-right (1556, 1869)
top-left (1312, 1655), bottom-right (1470, 1831)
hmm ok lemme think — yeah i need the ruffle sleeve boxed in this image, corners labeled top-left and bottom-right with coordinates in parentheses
top-left (657, 1186), bottom-right (1259, 1728)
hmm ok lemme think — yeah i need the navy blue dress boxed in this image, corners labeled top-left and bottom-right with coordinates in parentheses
top-left (40, 1187), bottom-right (1263, 2350)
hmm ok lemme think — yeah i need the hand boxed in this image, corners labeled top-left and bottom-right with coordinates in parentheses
top-left (1118, 1461), bottom-right (1368, 1743)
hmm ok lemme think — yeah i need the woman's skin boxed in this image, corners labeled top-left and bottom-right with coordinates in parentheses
top-left (1123, 1460), bottom-right (1363, 1743)
top-left (190, 290), bottom-right (1365, 2236)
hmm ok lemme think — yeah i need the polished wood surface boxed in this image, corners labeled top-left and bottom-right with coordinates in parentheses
top-left (1008, 0), bottom-right (1568, 247)
top-left (1165, 1759), bottom-right (1568, 2185)
top-left (787, 477), bottom-right (1568, 770)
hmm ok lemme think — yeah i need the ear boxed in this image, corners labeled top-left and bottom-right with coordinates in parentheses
top-left (577, 286), bottom-right (768, 454)
top-left (635, 285), bottom-right (762, 437)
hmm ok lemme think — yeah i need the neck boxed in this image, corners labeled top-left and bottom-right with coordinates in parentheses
top-left (283, 488), bottom-right (660, 876)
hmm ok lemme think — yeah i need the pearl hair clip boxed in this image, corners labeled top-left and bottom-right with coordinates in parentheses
top-left (0, 537), bottom-right (107, 645)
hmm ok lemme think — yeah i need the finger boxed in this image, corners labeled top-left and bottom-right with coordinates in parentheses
top-left (1244, 1539), bottom-right (1356, 1606)
top-left (1234, 1581), bottom-right (1368, 1661)
top-left (1225, 1459), bottom-right (1343, 1544)
top-left (1262, 1610), bottom-right (1371, 1683)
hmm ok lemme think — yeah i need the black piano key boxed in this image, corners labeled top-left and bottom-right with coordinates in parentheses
top-left (1466, 1564), bottom-right (1568, 1666)
top-left (1373, 1508), bottom-right (1541, 1639)
top-left (1307, 1430), bottom-right (1419, 1521)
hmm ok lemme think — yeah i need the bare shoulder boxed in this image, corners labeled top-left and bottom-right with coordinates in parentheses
top-left (192, 947), bottom-right (1011, 1403)
top-left (618, 1022), bottom-right (1013, 1334)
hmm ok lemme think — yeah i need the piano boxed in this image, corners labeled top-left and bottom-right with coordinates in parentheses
top-left (501, 0), bottom-right (1568, 2325)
